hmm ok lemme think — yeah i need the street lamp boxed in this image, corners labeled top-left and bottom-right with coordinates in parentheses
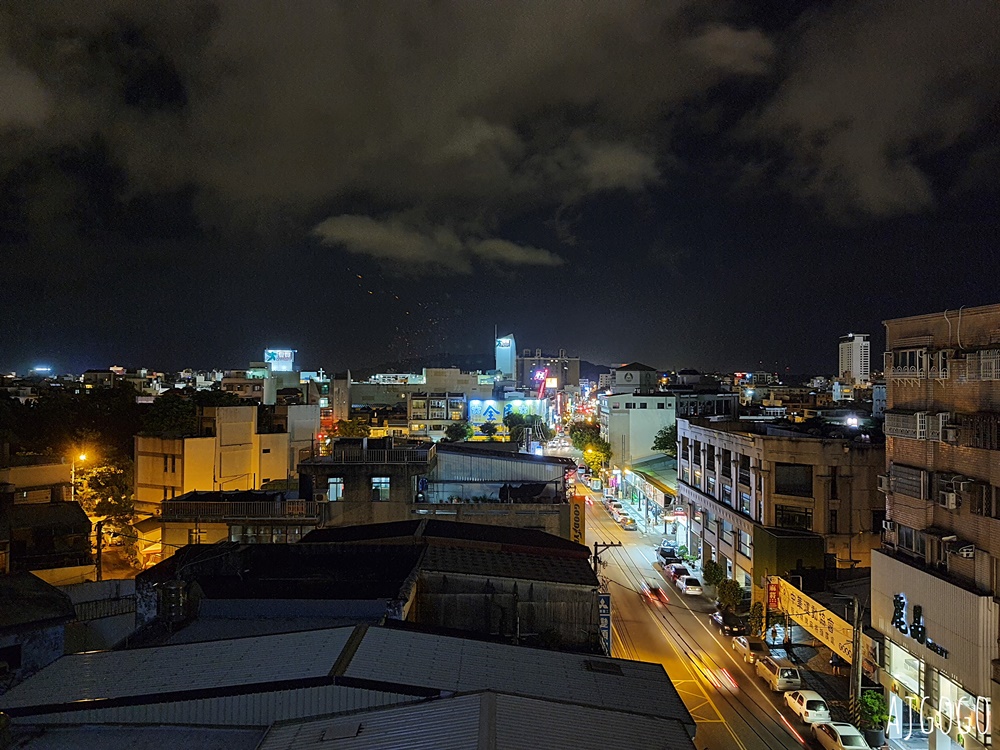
top-left (71, 453), bottom-right (87, 504)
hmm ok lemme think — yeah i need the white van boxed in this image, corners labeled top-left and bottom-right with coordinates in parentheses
top-left (755, 656), bottom-right (802, 692)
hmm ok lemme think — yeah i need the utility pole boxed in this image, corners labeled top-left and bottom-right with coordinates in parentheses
top-left (94, 519), bottom-right (105, 582)
top-left (592, 541), bottom-right (622, 575)
top-left (849, 593), bottom-right (864, 724)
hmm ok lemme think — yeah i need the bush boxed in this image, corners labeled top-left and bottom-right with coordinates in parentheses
top-left (747, 602), bottom-right (764, 636)
top-left (858, 690), bottom-right (891, 729)
top-left (716, 578), bottom-right (744, 612)
top-left (702, 560), bottom-right (726, 587)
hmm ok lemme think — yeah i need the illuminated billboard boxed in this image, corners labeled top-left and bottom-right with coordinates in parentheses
top-left (264, 348), bottom-right (296, 372)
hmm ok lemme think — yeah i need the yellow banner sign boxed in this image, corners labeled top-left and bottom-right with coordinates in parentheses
top-left (774, 578), bottom-right (877, 675)
top-left (570, 495), bottom-right (586, 545)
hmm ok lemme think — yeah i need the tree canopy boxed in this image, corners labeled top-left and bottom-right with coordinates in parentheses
top-left (442, 421), bottom-right (473, 442)
top-left (716, 578), bottom-right (745, 612)
top-left (479, 421), bottom-right (498, 440)
top-left (651, 423), bottom-right (678, 457)
top-left (335, 419), bottom-right (371, 437)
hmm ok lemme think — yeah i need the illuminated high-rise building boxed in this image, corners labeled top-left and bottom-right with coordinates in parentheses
top-left (495, 333), bottom-right (516, 378)
top-left (838, 333), bottom-right (870, 384)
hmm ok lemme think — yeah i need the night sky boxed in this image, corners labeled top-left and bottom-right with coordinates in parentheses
top-left (2, 1), bottom-right (999, 377)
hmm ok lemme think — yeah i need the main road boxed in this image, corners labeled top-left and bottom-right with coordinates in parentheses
top-left (579, 482), bottom-right (816, 750)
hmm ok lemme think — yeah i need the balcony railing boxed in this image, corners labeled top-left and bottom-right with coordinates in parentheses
top-left (160, 500), bottom-right (319, 521)
top-left (318, 447), bottom-right (433, 465)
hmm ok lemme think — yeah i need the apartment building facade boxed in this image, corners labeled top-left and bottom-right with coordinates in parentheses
top-left (676, 418), bottom-right (884, 591)
top-left (877, 304), bottom-right (1000, 750)
top-left (134, 404), bottom-right (319, 511)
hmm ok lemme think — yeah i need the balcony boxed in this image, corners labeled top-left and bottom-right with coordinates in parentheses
top-left (160, 500), bottom-right (320, 522)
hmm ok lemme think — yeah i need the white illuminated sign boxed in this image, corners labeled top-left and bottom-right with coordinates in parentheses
top-left (264, 348), bottom-right (295, 372)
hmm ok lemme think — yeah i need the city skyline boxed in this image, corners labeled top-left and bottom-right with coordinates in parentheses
top-left (2, 2), bottom-right (998, 376)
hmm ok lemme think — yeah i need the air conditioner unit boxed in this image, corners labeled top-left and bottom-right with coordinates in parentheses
top-left (313, 491), bottom-right (328, 502)
top-left (877, 475), bottom-right (891, 493)
top-left (940, 491), bottom-right (959, 510)
top-left (955, 480), bottom-right (974, 493)
top-left (956, 544), bottom-right (976, 559)
top-left (882, 520), bottom-right (896, 532)
top-left (942, 426), bottom-right (959, 445)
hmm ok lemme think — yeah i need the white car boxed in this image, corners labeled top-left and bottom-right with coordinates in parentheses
top-left (732, 636), bottom-right (769, 664)
top-left (678, 576), bottom-right (703, 595)
top-left (811, 722), bottom-right (872, 750)
top-left (784, 690), bottom-right (832, 724)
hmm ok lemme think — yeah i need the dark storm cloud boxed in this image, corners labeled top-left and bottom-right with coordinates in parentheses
top-left (0, 0), bottom-right (778, 272)
top-left (749, 0), bottom-right (1000, 218)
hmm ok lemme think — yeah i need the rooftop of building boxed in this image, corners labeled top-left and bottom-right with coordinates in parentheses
top-left (434, 441), bottom-right (577, 467)
top-left (0, 572), bottom-right (76, 632)
top-left (302, 518), bottom-right (590, 559)
top-left (616, 362), bottom-right (658, 371)
top-left (1, 624), bottom-right (694, 739)
top-left (258, 690), bottom-right (696, 750)
top-left (684, 417), bottom-right (885, 444)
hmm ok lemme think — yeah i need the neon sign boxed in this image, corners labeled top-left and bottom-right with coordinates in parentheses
top-left (890, 693), bottom-right (991, 741)
top-left (892, 594), bottom-right (948, 658)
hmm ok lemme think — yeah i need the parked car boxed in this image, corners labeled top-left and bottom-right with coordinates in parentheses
top-left (619, 515), bottom-right (637, 531)
top-left (665, 564), bottom-right (689, 582)
top-left (755, 656), bottom-right (802, 692)
top-left (785, 690), bottom-right (832, 725)
top-left (656, 544), bottom-right (681, 566)
top-left (811, 722), bottom-right (871, 750)
top-left (709, 610), bottom-right (746, 636)
top-left (732, 636), bottom-right (769, 664)
top-left (678, 577), bottom-right (703, 596)
top-left (641, 578), bottom-right (668, 603)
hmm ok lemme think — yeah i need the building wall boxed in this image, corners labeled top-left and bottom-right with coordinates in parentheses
top-left (0, 624), bottom-right (64, 682)
top-left (879, 303), bottom-right (1000, 750)
top-left (600, 394), bottom-right (677, 467)
top-left (676, 419), bottom-right (884, 590)
top-left (412, 570), bottom-right (597, 649)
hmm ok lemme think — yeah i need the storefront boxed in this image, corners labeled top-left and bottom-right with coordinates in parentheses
top-left (872, 550), bottom-right (996, 750)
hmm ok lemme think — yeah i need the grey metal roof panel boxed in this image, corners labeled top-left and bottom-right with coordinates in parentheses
top-left (420, 546), bottom-right (597, 586)
top-left (259, 692), bottom-right (697, 750)
top-left (11, 725), bottom-right (265, 750)
top-left (1, 627), bottom-right (356, 710)
top-left (343, 628), bottom-right (693, 726)
top-left (259, 693), bottom-right (482, 750)
top-left (497, 693), bottom-right (697, 750)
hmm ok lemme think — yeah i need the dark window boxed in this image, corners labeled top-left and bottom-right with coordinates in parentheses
top-left (872, 508), bottom-right (886, 530)
top-left (829, 509), bottom-right (838, 533)
top-left (0, 644), bottom-right (22, 670)
top-left (693, 441), bottom-right (702, 466)
top-left (775, 463), bottom-right (813, 497)
top-left (262, 448), bottom-right (270, 454)
top-left (829, 466), bottom-right (838, 500)
top-left (721, 449), bottom-right (732, 478)
top-left (706, 450), bottom-right (716, 472)
top-left (775, 504), bottom-right (813, 531)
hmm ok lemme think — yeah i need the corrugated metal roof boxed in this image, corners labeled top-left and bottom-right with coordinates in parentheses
top-left (12, 725), bottom-right (264, 749)
top-left (343, 628), bottom-right (693, 727)
top-left (8, 684), bottom-right (419, 727)
top-left (258, 692), bottom-right (697, 750)
top-left (1, 627), bottom-right (355, 710)
top-left (420, 546), bottom-right (597, 586)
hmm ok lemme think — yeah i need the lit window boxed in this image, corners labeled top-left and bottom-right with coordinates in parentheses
top-left (328, 478), bottom-right (344, 501)
top-left (371, 476), bottom-right (390, 501)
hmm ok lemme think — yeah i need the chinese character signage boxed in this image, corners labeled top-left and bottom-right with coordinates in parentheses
top-left (598, 593), bottom-right (611, 655)
top-left (892, 593), bottom-right (949, 659)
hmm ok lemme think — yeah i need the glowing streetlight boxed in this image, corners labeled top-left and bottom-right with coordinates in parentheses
top-left (71, 453), bottom-right (89, 504)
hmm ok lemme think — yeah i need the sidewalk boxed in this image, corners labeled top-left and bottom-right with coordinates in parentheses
top-left (763, 621), bottom-right (853, 721)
